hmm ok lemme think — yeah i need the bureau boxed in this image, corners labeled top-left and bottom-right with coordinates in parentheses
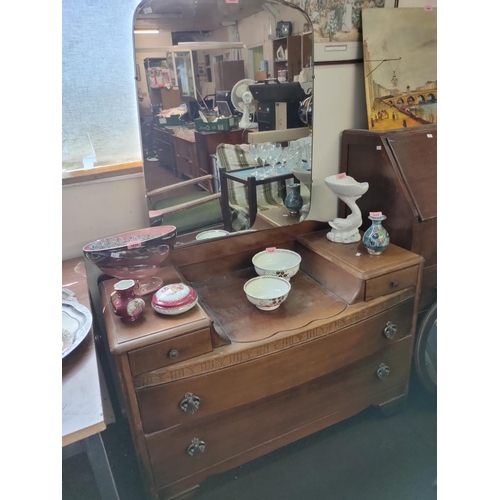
top-left (98, 223), bottom-right (423, 500)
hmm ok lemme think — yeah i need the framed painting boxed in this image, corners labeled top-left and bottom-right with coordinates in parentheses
top-left (291, 0), bottom-right (397, 63)
top-left (362, 7), bottom-right (437, 131)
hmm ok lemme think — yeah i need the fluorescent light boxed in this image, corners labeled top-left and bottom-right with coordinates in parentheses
top-left (134, 29), bottom-right (160, 34)
top-left (176, 42), bottom-right (244, 50)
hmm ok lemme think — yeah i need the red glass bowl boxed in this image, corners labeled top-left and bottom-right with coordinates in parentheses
top-left (83, 226), bottom-right (177, 296)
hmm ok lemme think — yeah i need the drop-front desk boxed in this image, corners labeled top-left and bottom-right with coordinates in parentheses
top-left (98, 222), bottom-right (423, 500)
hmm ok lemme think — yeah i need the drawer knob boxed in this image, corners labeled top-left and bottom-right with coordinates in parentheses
top-left (376, 363), bottom-right (391, 380)
top-left (179, 393), bottom-right (201, 414)
top-left (168, 349), bottom-right (179, 359)
top-left (383, 322), bottom-right (397, 339)
top-left (186, 438), bottom-right (206, 457)
top-left (390, 281), bottom-right (400, 288)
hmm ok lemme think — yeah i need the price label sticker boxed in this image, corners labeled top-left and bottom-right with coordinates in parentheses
top-left (127, 241), bottom-right (142, 249)
top-left (266, 247), bottom-right (277, 253)
top-left (376, 146), bottom-right (382, 150)
top-left (336, 173), bottom-right (346, 179)
top-left (424, 5), bottom-right (433, 11)
top-left (427, 134), bottom-right (433, 138)
top-left (356, 253), bottom-right (361, 257)
top-left (370, 212), bottom-right (382, 217)
top-left (159, 117), bottom-right (166, 124)
top-left (226, 0), bottom-right (239, 3)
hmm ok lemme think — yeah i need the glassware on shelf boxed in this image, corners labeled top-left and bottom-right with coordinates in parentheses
top-left (267, 143), bottom-right (283, 176)
top-left (255, 142), bottom-right (272, 179)
top-left (248, 143), bottom-right (263, 178)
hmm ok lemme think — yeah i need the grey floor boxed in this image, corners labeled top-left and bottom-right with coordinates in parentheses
top-left (62, 372), bottom-right (436, 500)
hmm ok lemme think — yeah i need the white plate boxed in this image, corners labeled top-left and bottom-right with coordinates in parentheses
top-left (62, 300), bottom-right (92, 359)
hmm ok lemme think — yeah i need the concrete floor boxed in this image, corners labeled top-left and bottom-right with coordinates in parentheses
top-left (62, 372), bottom-right (436, 500)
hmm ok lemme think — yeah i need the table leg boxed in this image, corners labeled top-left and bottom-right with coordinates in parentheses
top-left (248, 176), bottom-right (258, 227)
top-left (83, 433), bottom-right (120, 500)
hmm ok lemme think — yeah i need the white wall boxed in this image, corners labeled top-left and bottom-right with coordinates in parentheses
top-left (61, 0), bottom-right (437, 259)
top-left (62, 175), bottom-right (149, 260)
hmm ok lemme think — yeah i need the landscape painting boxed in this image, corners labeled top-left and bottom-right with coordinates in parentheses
top-left (292, 0), bottom-right (395, 62)
top-left (362, 7), bottom-right (437, 131)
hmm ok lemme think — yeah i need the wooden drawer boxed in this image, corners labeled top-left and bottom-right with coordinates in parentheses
top-left (136, 298), bottom-right (415, 433)
top-left (146, 336), bottom-right (413, 489)
top-left (365, 265), bottom-right (418, 301)
top-left (174, 138), bottom-right (193, 160)
top-left (128, 328), bottom-right (212, 377)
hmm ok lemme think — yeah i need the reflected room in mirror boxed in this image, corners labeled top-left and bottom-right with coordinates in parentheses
top-left (134, 0), bottom-right (314, 245)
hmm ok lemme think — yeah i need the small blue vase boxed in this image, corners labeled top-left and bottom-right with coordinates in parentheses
top-left (363, 213), bottom-right (390, 255)
top-left (284, 183), bottom-right (303, 215)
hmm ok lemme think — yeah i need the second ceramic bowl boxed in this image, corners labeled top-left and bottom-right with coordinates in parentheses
top-left (243, 276), bottom-right (291, 311)
top-left (252, 248), bottom-right (301, 280)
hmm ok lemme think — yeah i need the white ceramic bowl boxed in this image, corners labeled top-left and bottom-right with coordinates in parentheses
top-left (195, 229), bottom-right (230, 241)
top-left (243, 276), bottom-right (291, 311)
top-left (252, 249), bottom-right (301, 280)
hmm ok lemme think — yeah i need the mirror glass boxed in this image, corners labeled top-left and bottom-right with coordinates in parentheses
top-left (134, 0), bottom-right (314, 244)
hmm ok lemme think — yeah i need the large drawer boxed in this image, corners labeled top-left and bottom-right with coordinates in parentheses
top-left (128, 328), bottom-right (213, 377)
top-left (146, 336), bottom-right (413, 489)
top-left (136, 298), bottom-right (415, 433)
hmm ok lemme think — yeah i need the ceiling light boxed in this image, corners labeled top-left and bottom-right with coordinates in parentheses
top-left (134, 29), bottom-right (160, 34)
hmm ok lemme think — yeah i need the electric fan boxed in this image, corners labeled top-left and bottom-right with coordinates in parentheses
top-left (230, 79), bottom-right (258, 130)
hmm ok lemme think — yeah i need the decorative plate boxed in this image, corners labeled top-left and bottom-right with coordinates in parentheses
top-left (62, 300), bottom-right (93, 359)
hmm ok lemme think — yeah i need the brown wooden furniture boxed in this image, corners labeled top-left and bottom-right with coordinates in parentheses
top-left (213, 60), bottom-right (245, 92)
top-left (173, 133), bottom-right (200, 181)
top-left (339, 125), bottom-right (437, 317)
top-left (97, 223), bottom-right (423, 500)
top-left (154, 126), bottom-right (177, 175)
top-left (194, 129), bottom-right (248, 193)
top-left (272, 33), bottom-right (312, 82)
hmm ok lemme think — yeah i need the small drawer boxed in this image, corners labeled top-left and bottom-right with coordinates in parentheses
top-left (128, 328), bottom-right (212, 376)
top-left (365, 265), bottom-right (418, 301)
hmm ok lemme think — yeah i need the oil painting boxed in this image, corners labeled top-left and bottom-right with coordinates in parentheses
top-left (292, 0), bottom-right (395, 62)
top-left (362, 7), bottom-right (437, 131)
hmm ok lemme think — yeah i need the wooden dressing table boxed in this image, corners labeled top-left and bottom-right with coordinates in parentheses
top-left (97, 223), bottom-right (423, 500)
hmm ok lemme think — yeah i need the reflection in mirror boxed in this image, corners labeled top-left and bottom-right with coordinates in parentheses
top-left (134, 0), bottom-right (313, 244)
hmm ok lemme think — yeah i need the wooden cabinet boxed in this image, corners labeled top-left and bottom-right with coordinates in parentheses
top-left (172, 134), bottom-right (200, 181)
top-left (339, 124), bottom-right (437, 315)
top-left (213, 60), bottom-right (245, 92)
top-left (194, 129), bottom-right (248, 193)
top-left (153, 126), bottom-right (177, 174)
top-left (98, 223), bottom-right (423, 500)
top-left (272, 34), bottom-right (310, 82)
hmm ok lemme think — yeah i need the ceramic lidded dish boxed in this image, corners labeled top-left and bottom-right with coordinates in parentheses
top-left (252, 248), bottom-right (301, 280)
top-left (244, 276), bottom-right (291, 311)
top-left (152, 283), bottom-right (198, 316)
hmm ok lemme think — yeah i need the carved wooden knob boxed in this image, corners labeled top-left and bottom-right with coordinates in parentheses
top-left (390, 281), bottom-right (399, 288)
top-left (179, 393), bottom-right (201, 414)
top-left (186, 438), bottom-right (206, 457)
top-left (383, 322), bottom-right (397, 339)
top-left (168, 349), bottom-right (179, 359)
top-left (376, 363), bottom-right (391, 380)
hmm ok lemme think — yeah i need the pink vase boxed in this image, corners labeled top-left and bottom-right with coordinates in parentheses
top-left (111, 279), bottom-right (146, 322)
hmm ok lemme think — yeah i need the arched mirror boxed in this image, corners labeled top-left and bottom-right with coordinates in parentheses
top-left (133, 0), bottom-right (314, 244)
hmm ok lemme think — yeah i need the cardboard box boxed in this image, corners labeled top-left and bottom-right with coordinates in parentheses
top-left (194, 116), bottom-right (239, 132)
top-left (154, 114), bottom-right (184, 126)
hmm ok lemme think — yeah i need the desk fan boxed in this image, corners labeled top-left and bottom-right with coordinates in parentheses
top-left (231, 79), bottom-right (258, 129)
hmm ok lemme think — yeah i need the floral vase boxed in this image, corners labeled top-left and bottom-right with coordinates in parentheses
top-left (284, 183), bottom-right (303, 215)
top-left (111, 279), bottom-right (146, 322)
top-left (363, 212), bottom-right (390, 255)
